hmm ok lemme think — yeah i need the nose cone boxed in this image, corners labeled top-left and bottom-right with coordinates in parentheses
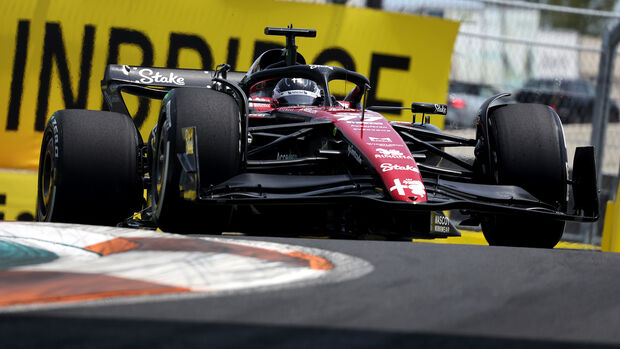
top-left (324, 109), bottom-right (427, 203)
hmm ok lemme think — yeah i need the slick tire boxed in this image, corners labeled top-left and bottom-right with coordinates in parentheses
top-left (36, 109), bottom-right (143, 225)
top-left (479, 104), bottom-right (568, 248)
top-left (151, 88), bottom-right (241, 233)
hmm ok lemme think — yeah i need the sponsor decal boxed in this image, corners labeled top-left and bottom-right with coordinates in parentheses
top-left (348, 125), bottom-right (390, 132)
top-left (374, 148), bottom-right (413, 160)
top-left (300, 108), bottom-right (320, 114)
top-left (389, 178), bottom-right (426, 198)
top-left (347, 121), bottom-right (383, 125)
top-left (337, 101), bottom-right (351, 108)
top-left (136, 68), bottom-right (186, 86)
top-left (348, 145), bottom-right (363, 164)
top-left (380, 163), bottom-right (419, 173)
top-left (378, 148), bottom-right (402, 156)
top-left (278, 90), bottom-right (320, 98)
top-left (309, 65), bottom-right (334, 70)
top-left (368, 143), bottom-right (404, 148)
top-left (276, 152), bottom-right (298, 160)
top-left (430, 212), bottom-right (451, 233)
top-left (369, 137), bottom-right (391, 142)
top-left (434, 104), bottom-right (447, 114)
top-left (51, 117), bottom-right (59, 157)
top-left (335, 114), bottom-right (383, 122)
top-left (359, 128), bottom-right (392, 133)
top-left (433, 214), bottom-right (450, 226)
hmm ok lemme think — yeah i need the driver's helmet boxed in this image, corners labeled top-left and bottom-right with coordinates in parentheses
top-left (272, 78), bottom-right (321, 106)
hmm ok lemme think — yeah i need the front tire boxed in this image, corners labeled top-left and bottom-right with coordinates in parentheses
top-left (36, 110), bottom-right (143, 225)
top-left (151, 88), bottom-right (242, 233)
top-left (477, 104), bottom-right (568, 248)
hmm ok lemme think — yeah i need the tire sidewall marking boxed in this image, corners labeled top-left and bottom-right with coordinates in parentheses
top-left (37, 114), bottom-right (60, 222)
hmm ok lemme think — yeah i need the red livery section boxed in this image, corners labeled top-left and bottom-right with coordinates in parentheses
top-left (305, 107), bottom-right (426, 203)
top-left (247, 103), bottom-right (428, 203)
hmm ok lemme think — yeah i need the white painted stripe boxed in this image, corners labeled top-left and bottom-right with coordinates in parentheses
top-left (17, 250), bottom-right (325, 290)
top-left (0, 222), bottom-right (374, 313)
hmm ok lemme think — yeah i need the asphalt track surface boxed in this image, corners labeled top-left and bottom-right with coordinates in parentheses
top-left (2, 234), bottom-right (620, 348)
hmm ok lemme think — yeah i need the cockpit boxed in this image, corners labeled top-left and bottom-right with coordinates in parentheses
top-left (240, 26), bottom-right (370, 112)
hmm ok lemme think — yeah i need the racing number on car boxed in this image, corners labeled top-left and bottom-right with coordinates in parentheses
top-left (335, 115), bottom-right (383, 123)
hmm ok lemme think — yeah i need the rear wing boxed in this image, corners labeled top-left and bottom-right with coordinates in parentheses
top-left (101, 64), bottom-right (246, 116)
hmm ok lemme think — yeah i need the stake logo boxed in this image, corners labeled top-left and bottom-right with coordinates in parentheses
top-left (380, 163), bottom-right (419, 172)
top-left (136, 68), bottom-right (185, 85)
top-left (434, 104), bottom-right (447, 114)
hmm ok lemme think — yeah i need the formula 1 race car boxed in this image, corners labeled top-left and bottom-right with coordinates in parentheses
top-left (36, 27), bottom-right (599, 248)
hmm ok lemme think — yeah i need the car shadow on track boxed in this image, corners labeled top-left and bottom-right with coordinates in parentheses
top-left (0, 314), bottom-right (614, 349)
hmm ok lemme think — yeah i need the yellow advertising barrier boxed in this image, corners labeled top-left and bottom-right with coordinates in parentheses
top-left (0, 0), bottom-right (458, 221)
top-left (0, 0), bottom-right (458, 171)
top-left (601, 181), bottom-right (620, 252)
top-left (0, 170), bottom-right (37, 221)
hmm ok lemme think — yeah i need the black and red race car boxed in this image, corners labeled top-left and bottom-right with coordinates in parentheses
top-left (36, 27), bottom-right (598, 248)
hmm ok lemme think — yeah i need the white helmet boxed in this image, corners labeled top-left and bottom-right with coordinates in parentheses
top-left (272, 78), bottom-right (321, 106)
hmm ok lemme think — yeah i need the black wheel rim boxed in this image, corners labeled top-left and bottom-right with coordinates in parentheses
top-left (152, 120), bottom-right (171, 220)
top-left (38, 134), bottom-right (55, 221)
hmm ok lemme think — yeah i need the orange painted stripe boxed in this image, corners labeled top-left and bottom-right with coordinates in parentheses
top-left (92, 237), bottom-right (334, 270)
top-left (285, 251), bottom-right (333, 270)
top-left (84, 238), bottom-right (140, 256)
top-left (0, 271), bottom-right (190, 307)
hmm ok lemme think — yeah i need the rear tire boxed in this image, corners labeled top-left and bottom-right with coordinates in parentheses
top-left (478, 104), bottom-right (568, 248)
top-left (36, 110), bottom-right (143, 225)
top-left (151, 88), bottom-right (242, 233)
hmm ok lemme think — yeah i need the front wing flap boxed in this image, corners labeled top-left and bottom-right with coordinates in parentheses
top-left (189, 173), bottom-right (596, 223)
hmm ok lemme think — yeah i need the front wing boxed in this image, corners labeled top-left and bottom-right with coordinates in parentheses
top-left (189, 174), bottom-right (597, 223)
